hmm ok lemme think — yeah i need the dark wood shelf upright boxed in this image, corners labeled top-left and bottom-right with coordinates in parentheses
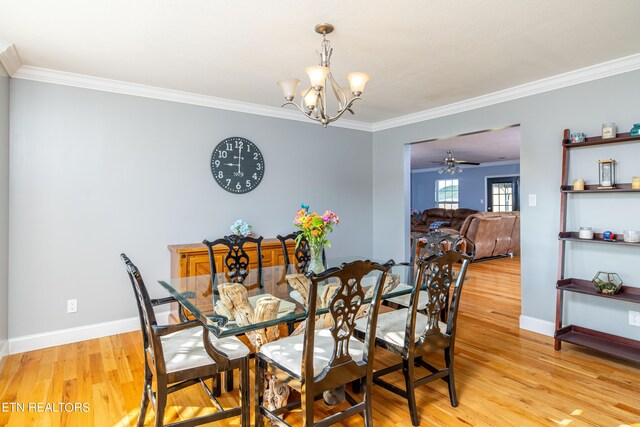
top-left (555, 128), bottom-right (640, 363)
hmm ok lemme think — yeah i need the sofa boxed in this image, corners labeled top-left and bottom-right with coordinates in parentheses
top-left (411, 208), bottom-right (478, 233)
top-left (454, 212), bottom-right (520, 260)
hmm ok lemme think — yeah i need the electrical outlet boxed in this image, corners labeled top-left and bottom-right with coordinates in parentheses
top-left (630, 310), bottom-right (640, 327)
top-left (67, 299), bottom-right (77, 314)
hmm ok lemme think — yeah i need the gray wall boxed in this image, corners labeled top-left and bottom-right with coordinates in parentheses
top-left (412, 163), bottom-right (520, 212)
top-left (9, 79), bottom-right (373, 338)
top-left (0, 65), bottom-right (8, 350)
top-left (373, 69), bottom-right (640, 340)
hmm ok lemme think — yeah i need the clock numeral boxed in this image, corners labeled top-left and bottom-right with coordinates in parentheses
top-left (226, 142), bottom-right (233, 151)
top-left (256, 163), bottom-right (262, 170)
top-left (219, 151), bottom-right (228, 159)
top-left (236, 182), bottom-right (241, 190)
top-left (252, 173), bottom-right (257, 180)
top-left (226, 179), bottom-right (231, 186)
top-left (253, 152), bottom-right (259, 160)
top-left (235, 140), bottom-right (244, 149)
top-left (218, 171), bottom-right (223, 179)
top-left (214, 160), bottom-right (220, 167)
top-left (246, 180), bottom-right (251, 188)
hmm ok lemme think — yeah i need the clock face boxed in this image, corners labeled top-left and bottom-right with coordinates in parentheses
top-left (210, 137), bottom-right (264, 194)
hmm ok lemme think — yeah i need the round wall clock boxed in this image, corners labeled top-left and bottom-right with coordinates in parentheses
top-left (210, 137), bottom-right (265, 194)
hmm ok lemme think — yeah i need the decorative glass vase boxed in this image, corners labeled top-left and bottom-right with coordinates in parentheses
top-left (308, 243), bottom-right (325, 274)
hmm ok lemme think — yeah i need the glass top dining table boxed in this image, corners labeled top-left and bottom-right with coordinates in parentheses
top-left (158, 258), bottom-right (415, 338)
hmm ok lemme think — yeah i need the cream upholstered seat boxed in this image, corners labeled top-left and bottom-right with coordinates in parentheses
top-left (162, 328), bottom-right (249, 373)
top-left (355, 308), bottom-right (447, 348)
top-left (259, 328), bottom-right (365, 378)
top-left (385, 291), bottom-right (430, 311)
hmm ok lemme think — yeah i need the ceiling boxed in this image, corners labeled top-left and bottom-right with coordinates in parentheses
top-left (410, 126), bottom-right (520, 170)
top-left (1, 1), bottom-right (640, 124)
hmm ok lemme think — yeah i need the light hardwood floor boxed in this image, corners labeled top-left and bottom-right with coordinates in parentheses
top-left (1, 256), bottom-right (639, 426)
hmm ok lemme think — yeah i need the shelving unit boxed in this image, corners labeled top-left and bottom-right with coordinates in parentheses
top-left (555, 129), bottom-right (640, 363)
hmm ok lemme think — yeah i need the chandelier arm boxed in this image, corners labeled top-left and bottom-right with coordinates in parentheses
top-left (281, 100), bottom-right (320, 121)
top-left (325, 97), bottom-right (362, 124)
top-left (328, 73), bottom-right (348, 110)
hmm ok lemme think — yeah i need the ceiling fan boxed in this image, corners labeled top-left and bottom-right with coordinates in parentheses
top-left (433, 150), bottom-right (480, 174)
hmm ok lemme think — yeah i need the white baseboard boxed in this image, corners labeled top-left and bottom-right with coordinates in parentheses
top-left (8, 311), bottom-right (170, 355)
top-left (519, 315), bottom-right (555, 337)
top-left (0, 339), bottom-right (8, 360)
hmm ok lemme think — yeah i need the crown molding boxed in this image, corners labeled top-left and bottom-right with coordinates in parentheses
top-left (0, 40), bottom-right (22, 76)
top-left (11, 52), bottom-right (640, 133)
top-left (12, 65), bottom-right (374, 132)
top-left (372, 53), bottom-right (640, 132)
top-left (412, 159), bottom-right (520, 174)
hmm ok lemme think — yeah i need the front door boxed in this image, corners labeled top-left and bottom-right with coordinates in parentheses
top-left (487, 176), bottom-right (520, 212)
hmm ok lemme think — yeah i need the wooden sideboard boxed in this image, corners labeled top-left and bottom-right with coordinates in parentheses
top-left (167, 238), bottom-right (297, 321)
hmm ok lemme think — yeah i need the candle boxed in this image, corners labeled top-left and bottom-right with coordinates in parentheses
top-left (573, 179), bottom-right (585, 191)
top-left (633, 176), bottom-right (640, 189)
top-left (602, 123), bottom-right (616, 139)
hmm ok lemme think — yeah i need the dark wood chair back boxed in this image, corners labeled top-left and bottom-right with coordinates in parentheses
top-left (203, 234), bottom-right (264, 288)
top-left (303, 259), bottom-right (394, 389)
top-left (276, 231), bottom-right (326, 273)
top-left (406, 236), bottom-right (473, 356)
top-left (121, 254), bottom-right (167, 381)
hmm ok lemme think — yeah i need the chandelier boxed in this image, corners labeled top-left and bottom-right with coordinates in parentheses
top-left (277, 23), bottom-right (370, 127)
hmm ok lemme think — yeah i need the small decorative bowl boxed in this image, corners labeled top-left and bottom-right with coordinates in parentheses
top-left (592, 271), bottom-right (623, 295)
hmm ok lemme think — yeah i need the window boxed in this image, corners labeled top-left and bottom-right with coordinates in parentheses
top-left (435, 179), bottom-right (459, 209)
top-left (491, 182), bottom-right (513, 212)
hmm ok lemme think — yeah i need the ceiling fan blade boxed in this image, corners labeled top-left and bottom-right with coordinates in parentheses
top-left (456, 160), bottom-right (480, 165)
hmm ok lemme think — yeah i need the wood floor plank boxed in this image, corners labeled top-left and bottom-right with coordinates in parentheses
top-left (1, 256), bottom-right (639, 426)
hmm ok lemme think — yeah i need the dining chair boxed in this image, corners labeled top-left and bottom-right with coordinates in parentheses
top-left (255, 259), bottom-right (395, 427)
top-left (121, 253), bottom-right (251, 427)
top-left (354, 238), bottom-right (473, 426)
top-left (277, 231), bottom-right (327, 334)
top-left (203, 234), bottom-right (264, 391)
top-left (388, 231), bottom-right (460, 314)
top-left (203, 234), bottom-right (264, 290)
top-left (276, 230), bottom-right (326, 273)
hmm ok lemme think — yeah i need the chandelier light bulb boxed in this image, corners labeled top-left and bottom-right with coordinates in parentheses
top-left (305, 66), bottom-right (330, 89)
top-left (347, 72), bottom-right (370, 96)
top-left (277, 79), bottom-right (300, 101)
top-left (302, 89), bottom-right (318, 109)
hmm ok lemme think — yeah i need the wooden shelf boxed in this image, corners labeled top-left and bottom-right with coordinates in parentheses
top-left (562, 132), bottom-right (640, 148)
top-left (557, 278), bottom-right (640, 303)
top-left (561, 183), bottom-right (640, 193)
top-left (559, 231), bottom-right (640, 247)
top-left (555, 325), bottom-right (640, 364)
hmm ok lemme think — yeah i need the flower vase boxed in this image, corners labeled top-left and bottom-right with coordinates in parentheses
top-left (308, 243), bottom-right (325, 274)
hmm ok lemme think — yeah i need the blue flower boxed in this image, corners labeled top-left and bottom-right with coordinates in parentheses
top-left (230, 219), bottom-right (253, 236)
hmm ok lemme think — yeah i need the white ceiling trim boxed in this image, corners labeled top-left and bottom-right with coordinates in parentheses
top-left (412, 159), bottom-right (520, 174)
top-left (11, 65), bottom-right (374, 132)
top-left (10, 52), bottom-right (640, 134)
top-left (372, 53), bottom-right (640, 132)
top-left (0, 40), bottom-right (22, 76)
